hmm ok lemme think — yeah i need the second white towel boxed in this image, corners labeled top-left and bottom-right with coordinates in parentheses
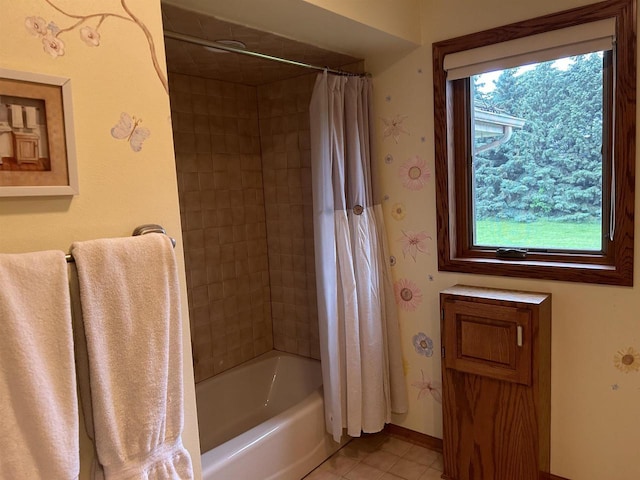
top-left (71, 234), bottom-right (193, 479)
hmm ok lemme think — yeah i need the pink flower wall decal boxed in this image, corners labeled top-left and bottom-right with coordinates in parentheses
top-left (42, 32), bottom-right (65, 57)
top-left (411, 370), bottom-right (442, 403)
top-left (80, 26), bottom-right (101, 46)
top-left (398, 230), bottom-right (431, 261)
top-left (399, 155), bottom-right (430, 191)
top-left (381, 114), bottom-right (409, 143)
top-left (25, 16), bottom-right (48, 36)
top-left (394, 278), bottom-right (422, 311)
top-left (25, 1), bottom-right (169, 93)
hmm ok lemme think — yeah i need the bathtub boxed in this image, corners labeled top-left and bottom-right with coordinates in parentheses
top-left (196, 350), bottom-right (345, 480)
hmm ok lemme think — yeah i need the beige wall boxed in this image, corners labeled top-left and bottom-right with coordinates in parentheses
top-left (301, 0), bottom-right (422, 44)
top-left (0, 1), bottom-right (201, 477)
top-left (370, 1), bottom-right (640, 479)
top-left (161, 0), bottom-right (419, 59)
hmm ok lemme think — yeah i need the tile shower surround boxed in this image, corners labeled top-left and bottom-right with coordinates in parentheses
top-left (258, 74), bottom-right (321, 361)
top-left (170, 71), bottom-right (323, 382)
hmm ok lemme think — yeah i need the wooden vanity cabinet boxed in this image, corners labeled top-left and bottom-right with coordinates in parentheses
top-left (440, 285), bottom-right (551, 480)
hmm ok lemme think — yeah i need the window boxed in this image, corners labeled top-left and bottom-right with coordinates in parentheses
top-left (471, 52), bottom-right (608, 251)
top-left (432, 0), bottom-right (636, 286)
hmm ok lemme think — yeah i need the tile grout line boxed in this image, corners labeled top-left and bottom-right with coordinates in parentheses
top-left (306, 432), bottom-right (444, 480)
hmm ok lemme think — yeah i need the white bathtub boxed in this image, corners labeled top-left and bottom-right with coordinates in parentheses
top-left (196, 350), bottom-right (344, 480)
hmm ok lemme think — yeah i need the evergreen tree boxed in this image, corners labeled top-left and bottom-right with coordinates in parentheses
top-left (472, 53), bottom-right (604, 223)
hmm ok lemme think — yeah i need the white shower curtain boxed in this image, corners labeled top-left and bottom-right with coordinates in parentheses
top-left (310, 72), bottom-right (408, 443)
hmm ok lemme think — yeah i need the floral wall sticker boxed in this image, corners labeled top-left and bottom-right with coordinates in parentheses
top-left (111, 112), bottom-right (150, 152)
top-left (394, 278), bottom-right (423, 312)
top-left (613, 347), bottom-right (640, 373)
top-left (25, 0), bottom-right (169, 94)
top-left (412, 332), bottom-right (434, 357)
top-left (399, 155), bottom-right (430, 190)
top-left (411, 369), bottom-right (442, 403)
top-left (391, 202), bottom-right (406, 221)
top-left (381, 114), bottom-right (409, 143)
top-left (399, 230), bottom-right (431, 262)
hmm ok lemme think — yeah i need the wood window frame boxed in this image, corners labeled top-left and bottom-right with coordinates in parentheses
top-left (432, 0), bottom-right (636, 286)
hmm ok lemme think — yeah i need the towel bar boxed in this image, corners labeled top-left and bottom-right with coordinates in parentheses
top-left (65, 224), bottom-right (176, 263)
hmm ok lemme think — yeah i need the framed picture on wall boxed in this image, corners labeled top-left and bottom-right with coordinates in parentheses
top-left (0, 68), bottom-right (78, 196)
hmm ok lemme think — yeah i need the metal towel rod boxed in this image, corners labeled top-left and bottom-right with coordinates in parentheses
top-left (65, 224), bottom-right (176, 263)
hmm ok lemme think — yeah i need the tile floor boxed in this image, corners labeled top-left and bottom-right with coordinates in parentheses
top-left (303, 431), bottom-right (443, 480)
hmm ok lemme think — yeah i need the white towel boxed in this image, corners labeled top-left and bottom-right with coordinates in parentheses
top-left (9, 104), bottom-right (23, 128)
top-left (70, 234), bottom-right (193, 480)
top-left (24, 106), bottom-right (37, 129)
top-left (0, 250), bottom-right (79, 479)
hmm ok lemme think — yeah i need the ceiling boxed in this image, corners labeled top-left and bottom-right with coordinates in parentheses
top-left (161, 3), bottom-right (362, 86)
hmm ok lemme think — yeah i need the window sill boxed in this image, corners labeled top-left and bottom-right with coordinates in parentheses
top-left (439, 255), bottom-right (632, 286)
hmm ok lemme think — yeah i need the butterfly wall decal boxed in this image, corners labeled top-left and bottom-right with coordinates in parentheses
top-left (111, 112), bottom-right (150, 152)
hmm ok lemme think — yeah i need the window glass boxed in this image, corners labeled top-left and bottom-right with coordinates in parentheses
top-left (470, 52), bottom-right (605, 252)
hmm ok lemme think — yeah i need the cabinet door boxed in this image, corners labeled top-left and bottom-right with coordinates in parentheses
top-left (443, 298), bottom-right (532, 385)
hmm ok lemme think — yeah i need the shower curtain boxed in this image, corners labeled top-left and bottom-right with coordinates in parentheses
top-left (310, 72), bottom-right (408, 443)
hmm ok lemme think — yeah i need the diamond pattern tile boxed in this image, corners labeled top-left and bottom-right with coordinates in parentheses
top-left (305, 433), bottom-right (444, 480)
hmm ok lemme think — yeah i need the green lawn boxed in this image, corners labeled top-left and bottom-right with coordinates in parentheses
top-left (475, 220), bottom-right (602, 251)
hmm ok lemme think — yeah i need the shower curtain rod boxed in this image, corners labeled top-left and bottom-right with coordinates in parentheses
top-left (163, 30), bottom-right (367, 77)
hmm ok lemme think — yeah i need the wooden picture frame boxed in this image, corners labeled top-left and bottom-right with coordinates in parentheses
top-left (0, 68), bottom-right (78, 196)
